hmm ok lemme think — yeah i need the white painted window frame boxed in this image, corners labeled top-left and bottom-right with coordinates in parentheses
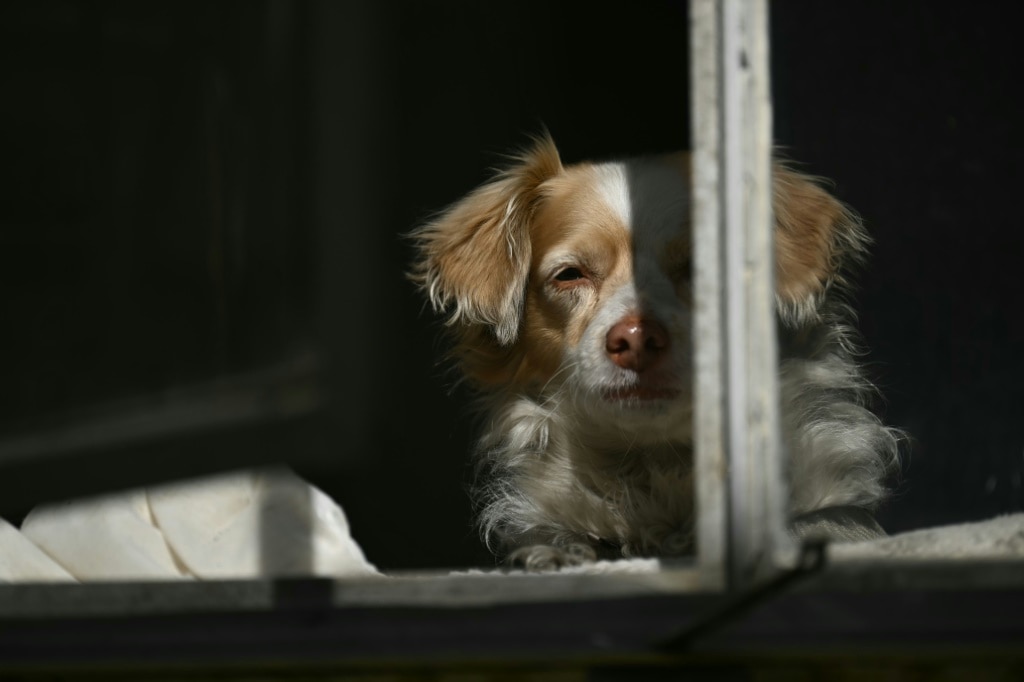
top-left (691, 0), bottom-right (795, 590)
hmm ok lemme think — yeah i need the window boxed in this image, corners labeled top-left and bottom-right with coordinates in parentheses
top-left (2, 0), bottom-right (1023, 673)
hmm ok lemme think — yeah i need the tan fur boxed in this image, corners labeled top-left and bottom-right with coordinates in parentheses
top-left (512, 166), bottom-right (635, 390)
top-left (773, 165), bottom-right (867, 322)
top-left (410, 135), bottom-right (563, 353)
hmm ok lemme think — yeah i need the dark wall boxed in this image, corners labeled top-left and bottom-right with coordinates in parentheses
top-left (1, 1), bottom-right (1021, 571)
top-left (0, 1), bottom-right (312, 423)
top-left (771, 2), bottom-right (1024, 532)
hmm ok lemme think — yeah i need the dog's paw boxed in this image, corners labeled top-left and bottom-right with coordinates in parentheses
top-left (507, 542), bottom-right (597, 571)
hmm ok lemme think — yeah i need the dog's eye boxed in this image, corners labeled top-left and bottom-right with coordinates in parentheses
top-left (554, 267), bottom-right (586, 282)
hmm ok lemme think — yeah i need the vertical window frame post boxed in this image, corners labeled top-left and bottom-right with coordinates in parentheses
top-left (691, 0), bottom-right (794, 591)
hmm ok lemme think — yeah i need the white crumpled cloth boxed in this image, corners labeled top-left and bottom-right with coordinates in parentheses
top-left (0, 468), bottom-right (379, 582)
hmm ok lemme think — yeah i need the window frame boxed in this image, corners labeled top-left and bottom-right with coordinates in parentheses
top-left (2, 0), bottom-right (1024, 670)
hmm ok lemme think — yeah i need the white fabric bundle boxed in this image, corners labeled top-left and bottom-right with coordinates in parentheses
top-left (0, 468), bottom-right (379, 582)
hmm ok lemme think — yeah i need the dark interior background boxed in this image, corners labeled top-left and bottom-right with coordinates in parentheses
top-left (1, 0), bottom-right (1021, 571)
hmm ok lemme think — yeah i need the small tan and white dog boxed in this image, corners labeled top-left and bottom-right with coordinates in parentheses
top-left (413, 135), bottom-right (899, 570)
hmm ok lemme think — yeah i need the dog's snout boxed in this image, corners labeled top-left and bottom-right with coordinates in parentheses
top-left (605, 316), bottom-right (669, 372)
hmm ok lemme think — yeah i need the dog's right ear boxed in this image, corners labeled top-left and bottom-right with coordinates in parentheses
top-left (411, 135), bottom-right (562, 345)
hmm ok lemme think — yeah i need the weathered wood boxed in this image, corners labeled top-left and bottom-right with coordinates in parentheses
top-left (691, 0), bottom-right (792, 589)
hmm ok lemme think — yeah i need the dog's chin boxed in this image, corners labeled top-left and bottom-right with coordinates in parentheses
top-left (603, 386), bottom-right (682, 403)
top-left (582, 383), bottom-right (693, 443)
top-left (597, 385), bottom-right (690, 418)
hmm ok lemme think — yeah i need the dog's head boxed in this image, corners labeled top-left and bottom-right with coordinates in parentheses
top-left (412, 135), bottom-right (865, 439)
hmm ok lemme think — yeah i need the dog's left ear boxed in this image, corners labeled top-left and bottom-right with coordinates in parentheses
top-left (412, 135), bottom-right (563, 345)
top-left (772, 165), bottom-right (868, 323)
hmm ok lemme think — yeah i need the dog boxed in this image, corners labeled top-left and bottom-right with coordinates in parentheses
top-left (412, 134), bottom-right (900, 570)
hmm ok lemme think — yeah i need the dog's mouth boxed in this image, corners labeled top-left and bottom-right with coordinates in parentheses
top-left (602, 386), bottom-right (682, 403)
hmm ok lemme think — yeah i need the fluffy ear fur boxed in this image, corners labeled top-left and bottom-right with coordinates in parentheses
top-left (411, 136), bottom-right (563, 346)
top-left (772, 165), bottom-right (868, 325)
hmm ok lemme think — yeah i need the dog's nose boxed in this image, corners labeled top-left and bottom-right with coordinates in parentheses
top-left (605, 316), bottom-right (670, 372)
